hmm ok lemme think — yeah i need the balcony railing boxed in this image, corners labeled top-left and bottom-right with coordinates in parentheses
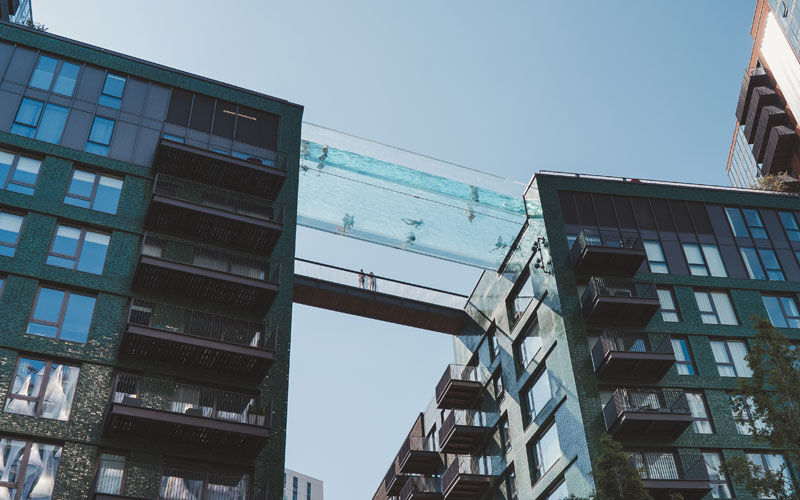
top-left (631, 452), bottom-right (711, 499)
top-left (442, 456), bottom-right (502, 500)
top-left (580, 277), bottom-right (659, 325)
top-left (604, 388), bottom-right (691, 440)
top-left (398, 435), bottom-right (441, 474)
top-left (439, 409), bottom-right (497, 455)
top-left (384, 460), bottom-right (407, 496)
top-left (435, 364), bottom-right (488, 409)
top-left (569, 228), bottom-right (645, 275)
top-left (592, 331), bottom-right (675, 380)
top-left (400, 476), bottom-right (442, 500)
top-left (93, 457), bottom-right (252, 500)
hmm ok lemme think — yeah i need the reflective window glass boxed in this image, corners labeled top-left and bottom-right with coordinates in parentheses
top-left (671, 338), bottom-right (696, 375)
top-left (644, 240), bottom-right (668, 273)
top-left (27, 287), bottom-right (96, 343)
top-left (28, 55), bottom-right (57, 90)
top-left (779, 211), bottom-right (800, 241)
top-left (98, 73), bottom-right (126, 109)
top-left (46, 225), bottom-right (110, 274)
top-left (5, 357), bottom-right (79, 421)
top-left (0, 212), bottom-right (23, 257)
top-left (64, 170), bottom-right (123, 214)
top-left (85, 117), bottom-right (115, 156)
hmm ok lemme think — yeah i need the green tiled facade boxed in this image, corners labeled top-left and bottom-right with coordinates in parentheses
top-left (0, 21), bottom-right (301, 500)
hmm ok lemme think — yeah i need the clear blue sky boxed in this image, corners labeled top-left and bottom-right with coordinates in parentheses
top-left (33, 1), bottom-right (756, 499)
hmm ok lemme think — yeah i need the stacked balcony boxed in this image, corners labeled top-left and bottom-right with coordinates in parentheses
top-left (400, 477), bottom-right (442, 500)
top-left (398, 435), bottom-right (442, 474)
top-left (441, 456), bottom-right (500, 500)
top-left (569, 229), bottom-right (646, 276)
top-left (119, 299), bottom-right (277, 379)
top-left (438, 410), bottom-right (496, 455)
top-left (384, 460), bottom-right (408, 497)
top-left (435, 364), bottom-right (487, 410)
top-left (103, 373), bottom-right (270, 457)
top-left (603, 388), bottom-right (692, 440)
top-left (630, 452), bottom-right (711, 500)
top-left (580, 277), bottom-right (659, 325)
top-left (592, 331), bottom-right (675, 380)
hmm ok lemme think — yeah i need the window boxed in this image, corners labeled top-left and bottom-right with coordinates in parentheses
top-left (64, 169), bottom-right (123, 214)
top-left (644, 240), bottom-right (668, 273)
top-left (292, 476), bottom-right (298, 500)
top-left (547, 481), bottom-right (570, 500)
top-left (0, 211), bottom-right (23, 257)
top-left (47, 225), bottom-right (110, 274)
top-left (686, 391), bottom-right (713, 434)
top-left (28, 54), bottom-right (80, 96)
top-left (488, 328), bottom-right (500, 361)
top-left (4, 357), bottom-right (79, 420)
top-left (11, 98), bottom-right (68, 143)
top-left (740, 247), bottom-right (766, 280)
top-left (743, 208), bottom-right (768, 239)
top-left (629, 451), bottom-right (680, 480)
top-left (500, 417), bottom-right (512, 455)
top-left (505, 468), bottom-right (517, 500)
top-left (682, 243), bottom-right (726, 277)
top-left (694, 291), bottom-right (738, 325)
top-left (160, 464), bottom-right (250, 499)
top-left (710, 339), bottom-right (752, 377)
top-left (758, 248), bottom-right (784, 281)
top-left (779, 211), bottom-right (800, 241)
top-left (524, 369), bottom-right (552, 423)
top-left (28, 287), bottom-right (96, 343)
top-left (726, 207), bottom-right (749, 237)
top-left (671, 338), bottom-right (697, 375)
top-left (85, 116), bottom-right (115, 156)
top-left (746, 452), bottom-right (793, 498)
top-left (0, 150), bottom-right (41, 195)
top-left (703, 452), bottom-right (733, 499)
top-left (508, 271), bottom-right (535, 326)
top-left (731, 395), bottom-right (769, 435)
top-left (513, 322), bottom-right (542, 371)
top-left (95, 453), bottom-right (126, 495)
top-left (762, 295), bottom-right (800, 329)
top-left (306, 482), bottom-right (311, 500)
top-left (530, 422), bottom-right (561, 482)
top-left (99, 73), bottom-right (126, 109)
top-left (0, 438), bottom-right (61, 500)
top-left (657, 288), bottom-right (680, 322)
top-left (492, 369), bottom-right (505, 403)
top-left (741, 247), bottom-right (784, 281)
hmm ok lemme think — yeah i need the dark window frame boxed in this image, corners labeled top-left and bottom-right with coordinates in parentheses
top-left (671, 337), bottom-right (697, 375)
top-left (0, 209), bottom-right (24, 257)
top-left (700, 449), bottom-right (733, 499)
top-left (491, 367), bottom-right (504, 403)
top-left (27, 285), bottom-right (97, 342)
top-left (778, 211), bottom-right (800, 242)
top-left (643, 239), bottom-right (669, 273)
top-left (11, 97), bottom-right (69, 143)
top-left (0, 438), bottom-right (55, 494)
top-left (710, 338), bottom-right (750, 377)
top-left (5, 356), bottom-right (78, 419)
top-left (98, 72), bottom-right (127, 109)
top-left (507, 268), bottom-right (535, 328)
top-left (762, 294), bottom-right (800, 328)
top-left (46, 223), bottom-right (110, 274)
top-left (685, 390), bottom-right (714, 434)
top-left (64, 168), bottom-right (124, 214)
top-left (0, 149), bottom-right (41, 195)
top-left (694, 290), bottom-right (738, 325)
top-left (94, 450), bottom-right (130, 496)
top-left (657, 287), bottom-right (681, 322)
top-left (28, 53), bottom-right (82, 97)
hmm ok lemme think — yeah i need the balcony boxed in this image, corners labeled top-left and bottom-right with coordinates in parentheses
top-left (736, 66), bottom-right (770, 124)
top-left (592, 331), bottom-right (675, 380)
top-left (752, 105), bottom-right (787, 163)
top-left (154, 138), bottom-right (286, 199)
top-left (103, 374), bottom-right (270, 456)
top-left (133, 233), bottom-right (280, 312)
top-left (92, 459), bottom-right (253, 500)
top-left (631, 452), bottom-right (711, 500)
top-left (398, 435), bottom-right (442, 474)
top-left (119, 299), bottom-right (276, 380)
top-left (604, 388), bottom-right (692, 441)
top-left (435, 364), bottom-right (487, 410)
top-left (400, 477), bottom-right (442, 500)
top-left (441, 456), bottom-right (500, 500)
top-left (569, 229), bottom-right (646, 276)
top-left (744, 86), bottom-right (780, 143)
top-left (580, 278), bottom-right (659, 326)
top-left (438, 410), bottom-right (496, 455)
top-left (384, 461), bottom-right (407, 497)
top-left (145, 174), bottom-right (284, 254)
top-left (762, 125), bottom-right (797, 175)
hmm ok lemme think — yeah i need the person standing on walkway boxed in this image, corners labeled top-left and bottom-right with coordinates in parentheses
top-left (358, 269), bottom-right (366, 289)
top-left (369, 272), bottom-right (376, 291)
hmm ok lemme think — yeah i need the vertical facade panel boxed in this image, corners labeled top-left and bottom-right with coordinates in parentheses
top-left (4, 46), bottom-right (34, 84)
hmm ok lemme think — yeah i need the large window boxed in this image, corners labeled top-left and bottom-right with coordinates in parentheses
top-left (98, 73), bottom-right (126, 109)
top-left (46, 225), bottom-right (110, 274)
top-left (85, 116), bottom-right (115, 156)
top-left (741, 247), bottom-right (785, 281)
top-left (657, 288), bottom-right (680, 322)
top-left (762, 294), bottom-right (800, 329)
top-left (745, 452), bottom-right (793, 498)
top-left (682, 243), bottom-right (726, 277)
top-left (507, 271), bottom-right (535, 326)
top-left (64, 169), bottom-right (123, 214)
top-left (513, 322), bottom-right (542, 372)
top-left (0, 438), bottom-right (61, 499)
top-left (694, 291), bottom-right (738, 325)
top-left (671, 338), bottom-right (697, 375)
top-left (27, 287), bottom-right (96, 343)
top-left (779, 211), bottom-right (800, 242)
top-left (530, 422), bottom-right (561, 482)
top-left (710, 339), bottom-right (752, 377)
top-left (703, 452), bottom-right (733, 499)
top-left (727, 207), bottom-right (768, 239)
top-left (491, 369), bottom-right (505, 403)
top-left (28, 55), bottom-right (80, 96)
top-left (11, 98), bottom-right (68, 144)
top-left (524, 369), bottom-right (552, 424)
top-left (4, 357), bottom-right (79, 421)
top-left (487, 328), bottom-right (500, 361)
top-left (731, 395), bottom-right (768, 435)
top-left (686, 391), bottom-right (713, 434)
top-left (0, 150), bottom-right (41, 196)
top-left (644, 240), bottom-right (668, 273)
top-left (95, 453), bottom-right (126, 495)
top-left (0, 212), bottom-right (23, 257)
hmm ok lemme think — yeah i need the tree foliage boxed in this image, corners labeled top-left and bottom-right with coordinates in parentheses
top-left (721, 317), bottom-right (800, 499)
top-left (588, 435), bottom-right (653, 500)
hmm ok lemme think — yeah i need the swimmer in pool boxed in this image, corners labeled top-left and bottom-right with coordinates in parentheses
top-left (317, 144), bottom-right (328, 175)
top-left (466, 204), bottom-right (475, 223)
top-left (489, 236), bottom-right (507, 253)
top-left (402, 218), bottom-right (424, 228)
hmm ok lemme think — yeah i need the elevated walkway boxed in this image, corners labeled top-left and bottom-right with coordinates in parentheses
top-left (293, 259), bottom-right (468, 334)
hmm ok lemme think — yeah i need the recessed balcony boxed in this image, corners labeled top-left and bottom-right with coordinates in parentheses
top-left (604, 388), bottom-right (692, 441)
top-left (592, 331), bottom-right (675, 381)
top-left (119, 299), bottom-right (277, 380)
top-left (384, 461), bottom-right (407, 497)
top-left (154, 138), bottom-right (286, 199)
top-left (145, 174), bottom-right (284, 254)
top-left (132, 233), bottom-right (280, 312)
top-left (441, 456), bottom-right (500, 500)
top-left (569, 229), bottom-right (646, 276)
top-left (631, 452), bottom-right (711, 500)
top-left (435, 364), bottom-right (487, 410)
top-left (400, 477), bottom-right (442, 500)
top-left (580, 278), bottom-right (659, 326)
top-left (398, 435), bottom-right (442, 474)
top-left (103, 373), bottom-right (270, 456)
top-left (438, 410), bottom-right (496, 455)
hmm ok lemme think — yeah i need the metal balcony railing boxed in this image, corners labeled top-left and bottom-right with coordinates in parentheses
top-left (569, 228), bottom-right (644, 263)
top-left (435, 364), bottom-right (489, 403)
top-left (153, 174), bottom-right (283, 223)
top-left (127, 299), bottom-right (277, 351)
top-left (582, 277), bottom-right (657, 304)
top-left (591, 331), bottom-right (672, 371)
top-left (93, 456), bottom-right (252, 499)
top-left (400, 434), bottom-right (437, 459)
top-left (442, 456), bottom-right (503, 491)
top-left (384, 460), bottom-right (405, 492)
top-left (441, 409), bottom-right (497, 437)
top-left (604, 388), bottom-right (690, 425)
top-left (140, 233), bottom-right (281, 283)
top-left (400, 477), bottom-right (442, 500)
top-left (631, 452), bottom-right (710, 482)
top-left (110, 373), bottom-right (271, 428)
